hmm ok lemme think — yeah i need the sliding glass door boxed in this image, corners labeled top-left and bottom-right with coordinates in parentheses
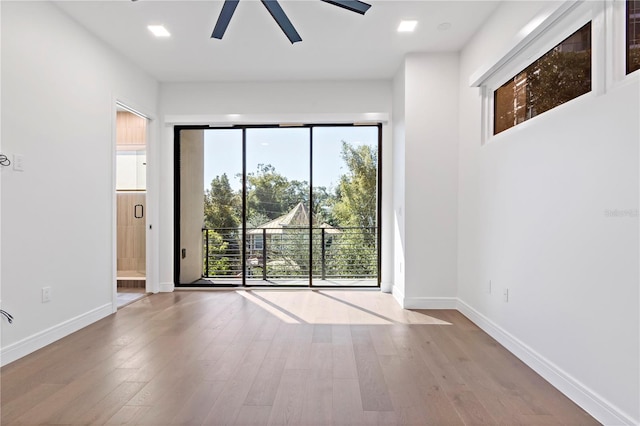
top-left (311, 127), bottom-right (379, 287)
top-left (202, 129), bottom-right (243, 285)
top-left (175, 124), bottom-right (380, 288)
top-left (245, 128), bottom-right (310, 286)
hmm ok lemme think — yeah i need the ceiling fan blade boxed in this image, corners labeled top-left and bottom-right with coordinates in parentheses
top-left (211, 0), bottom-right (240, 39)
top-left (321, 0), bottom-right (371, 15)
top-left (261, 0), bottom-right (302, 44)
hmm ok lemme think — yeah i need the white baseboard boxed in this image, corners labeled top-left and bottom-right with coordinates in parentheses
top-left (390, 286), bottom-right (457, 309)
top-left (380, 281), bottom-right (393, 294)
top-left (392, 285), bottom-right (405, 307)
top-left (456, 299), bottom-right (637, 426)
top-left (403, 296), bottom-right (458, 309)
top-left (159, 282), bottom-right (174, 293)
top-left (1, 303), bottom-right (113, 367)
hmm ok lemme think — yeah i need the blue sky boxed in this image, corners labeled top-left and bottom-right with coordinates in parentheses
top-left (203, 126), bottom-right (378, 192)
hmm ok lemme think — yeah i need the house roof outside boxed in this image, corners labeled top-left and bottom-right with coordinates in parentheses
top-left (247, 202), bottom-right (340, 235)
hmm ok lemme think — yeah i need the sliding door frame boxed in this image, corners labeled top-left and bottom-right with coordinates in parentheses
top-left (173, 123), bottom-right (382, 288)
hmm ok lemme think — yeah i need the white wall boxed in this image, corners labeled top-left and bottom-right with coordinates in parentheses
top-left (0, 1), bottom-right (158, 365)
top-left (457, 1), bottom-right (639, 424)
top-left (3, 3), bottom-right (635, 423)
top-left (392, 64), bottom-right (406, 299)
top-left (179, 130), bottom-right (205, 283)
top-left (392, 53), bottom-right (460, 308)
top-left (158, 81), bottom-right (393, 291)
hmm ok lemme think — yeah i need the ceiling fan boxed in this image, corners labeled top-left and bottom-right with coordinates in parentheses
top-left (211, 0), bottom-right (372, 44)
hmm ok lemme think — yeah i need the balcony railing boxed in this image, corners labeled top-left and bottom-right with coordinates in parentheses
top-left (202, 226), bottom-right (377, 280)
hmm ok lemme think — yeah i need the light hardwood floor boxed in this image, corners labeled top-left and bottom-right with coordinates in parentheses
top-left (1, 291), bottom-right (599, 425)
top-left (116, 289), bottom-right (148, 309)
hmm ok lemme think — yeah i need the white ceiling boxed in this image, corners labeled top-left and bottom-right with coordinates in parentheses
top-left (54, 0), bottom-right (501, 82)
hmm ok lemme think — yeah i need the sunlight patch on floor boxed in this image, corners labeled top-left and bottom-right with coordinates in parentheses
top-left (237, 290), bottom-right (451, 325)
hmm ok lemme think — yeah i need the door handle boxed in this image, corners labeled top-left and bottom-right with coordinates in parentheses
top-left (134, 204), bottom-right (144, 219)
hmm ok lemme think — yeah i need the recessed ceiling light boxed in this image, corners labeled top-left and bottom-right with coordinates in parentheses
top-left (148, 25), bottom-right (171, 38)
top-left (397, 20), bottom-right (418, 33)
top-left (437, 22), bottom-right (452, 31)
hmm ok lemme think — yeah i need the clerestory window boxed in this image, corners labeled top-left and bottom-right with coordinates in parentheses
top-left (628, 0), bottom-right (640, 74)
top-left (494, 22), bottom-right (592, 135)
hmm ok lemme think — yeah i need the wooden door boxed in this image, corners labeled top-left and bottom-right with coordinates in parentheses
top-left (117, 192), bottom-right (146, 279)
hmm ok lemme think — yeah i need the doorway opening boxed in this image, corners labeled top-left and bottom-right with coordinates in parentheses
top-left (115, 107), bottom-right (148, 307)
top-left (174, 124), bottom-right (382, 288)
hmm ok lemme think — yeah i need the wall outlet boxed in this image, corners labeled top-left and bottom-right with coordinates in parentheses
top-left (503, 288), bottom-right (509, 302)
top-left (42, 287), bottom-right (52, 303)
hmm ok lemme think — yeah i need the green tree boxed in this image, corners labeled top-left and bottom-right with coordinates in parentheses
top-left (204, 173), bottom-right (241, 230)
top-left (245, 164), bottom-right (288, 220)
top-left (333, 142), bottom-right (377, 230)
top-left (203, 230), bottom-right (236, 276)
top-left (527, 49), bottom-right (591, 117)
top-left (203, 174), bottom-right (241, 277)
top-left (495, 25), bottom-right (591, 134)
top-left (630, 46), bottom-right (640, 74)
top-left (246, 212), bottom-right (271, 228)
top-left (245, 164), bottom-right (308, 221)
top-left (328, 142), bottom-right (378, 278)
top-left (311, 186), bottom-right (334, 225)
top-left (204, 146), bottom-right (379, 280)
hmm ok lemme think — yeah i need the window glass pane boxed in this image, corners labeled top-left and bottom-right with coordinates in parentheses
top-left (201, 129), bottom-right (242, 284)
top-left (628, 0), bottom-right (640, 74)
top-left (178, 125), bottom-right (381, 288)
top-left (312, 126), bottom-right (379, 287)
top-left (494, 22), bottom-right (591, 135)
top-left (245, 127), bottom-right (311, 285)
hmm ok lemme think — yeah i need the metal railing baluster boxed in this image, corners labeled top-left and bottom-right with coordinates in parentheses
top-left (202, 226), bottom-right (378, 281)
